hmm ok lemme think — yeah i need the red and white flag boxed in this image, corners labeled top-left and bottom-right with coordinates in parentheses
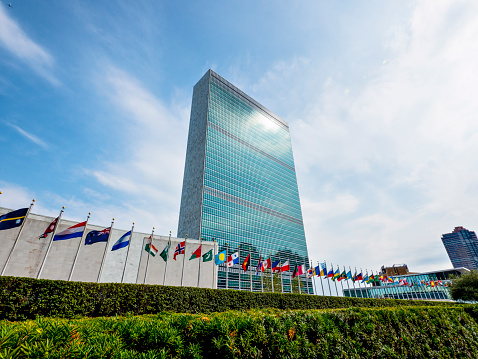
top-left (261, 258), bottom-right (271, 272)
top-left (39, 217), bottom-right (59, 239)
top-left (280, 260), bottom-right (290, 272)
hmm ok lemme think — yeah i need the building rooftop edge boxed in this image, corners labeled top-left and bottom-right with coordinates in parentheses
top-left (206, 69), bottom-right (289, 129)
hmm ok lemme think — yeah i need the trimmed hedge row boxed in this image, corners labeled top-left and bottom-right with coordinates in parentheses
top-left (0, 276), bottom-right (454, 320)
top-left (2, 306), bottom-right (478, 358)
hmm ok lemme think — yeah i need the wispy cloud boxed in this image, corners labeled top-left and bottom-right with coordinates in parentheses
top-left (249, 0), bottom-right (478, 272)
top-left (6, 123), bottom-right (49, 149)
top-left (0, 6), bottom-right (58, 85)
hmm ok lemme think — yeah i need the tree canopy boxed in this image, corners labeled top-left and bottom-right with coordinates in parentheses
top-left (450, 270), bottom-right (478, 301)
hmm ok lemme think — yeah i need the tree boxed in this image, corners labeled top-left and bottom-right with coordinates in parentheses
top-left (450, 270), bottom-right (478, 301)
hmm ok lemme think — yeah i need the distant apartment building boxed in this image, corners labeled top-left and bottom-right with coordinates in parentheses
top-left (441, 226), bottom-right (478, 270)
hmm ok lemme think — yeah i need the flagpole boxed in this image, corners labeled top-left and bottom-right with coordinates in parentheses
top-left (270, 252), bottom-right (274, 293)
top-left (181, 235), bottom-right (187, 287)
top-left (197, 237), bottom-right (202, 288)
top-left (97, 218), bottom-right (115, 283)
top-left (1, 199), bottom-right (35, 276)
top-left (348, 266), bottom-right (356, 297)
top-left (332, 263), bottom-right (339, 296)
top-left (249, 246), bottom-right (253, 292)
top-left (37, 207), bottom-right (64, 279)
top-left (225, 243), bottom-right (228, 290)
top-left (259, 251), bottom-right (264, 293)
top-left (310, 260), bottom-right (316, 295)
top-left (318, 261), bottom-right (325, 296)
top-left (143, 227), bottom-right (154, 284)
top-left (280, 255), bottom-right (284, 293)
top-left (343, 266), bottom-right (350, 296)
top-left (357, 267), bottom-right (364, 298)
top-left (323, 261), bottom-right (330, 296)
top-left (163, 231), bottom-right (171, 286)
top-left (121, 223), bottom-right (134, 283)
top-left (68, 213), bottom-right (91, 281)
top-left (212, 238), bottom-right (216, 289)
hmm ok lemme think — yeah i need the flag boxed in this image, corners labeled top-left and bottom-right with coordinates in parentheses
top-left (327, 268), bottom-right (334, 278)
top-left (356, 272), bottom-right (363, 281)
top-left (293, 264), bottom-right (305, 278)
top-left (0, 208), bottom-right (28, 231)
top-left (203, 249), bottom-right (213, 262)
top-left (313, 265), bottom-right (319, 276)
top-left (320, 263), bottom-right (327, 277)
top-left (85, 227), bottom-right (110, 245)
top-left (173, 241), bottom-right (186, 260)
top-left (271, 260), bottom-right (281, 272)
top-left (242, 254), bottom-right (250, 272)
top-left (189, 245), bottom-right (201, 260)
top-left (346, 271), bottom-right (353, 280)
top-left (388, 277), bottom-right (394, 283)
top-left (361, 274), bottom-right (369, 283)
top-left (111, 230), bottom-right (131, 251)
top-left (332, 269), bottom-right (340, 281)
top-left (256, 256), bottom-right (262, 274)
top-left (53, 221), bottom-right (86, 241)
top-left (338, 270), bottom-right (347, 281)
top-left (261, 258), bottom-right (271, 271)
top-left (308, 268), bottom-right (314, 278)
top-left (226, 252), bottom-right (239, 267)
top-left (280, 260), bottom-right (290, 272)
top-left (160, 242), bottom-right (169, 262)
top-left (39, 217), bottom-right (59, 239)
top-left (145, 236), bottom-right (158, 257)
top-left (215, 250), bottom-right (226, 265)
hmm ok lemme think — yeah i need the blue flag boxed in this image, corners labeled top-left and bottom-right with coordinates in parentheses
top-left (112, 230), bottom-right (131, 251)
top-left (85, 227), bottom-right (110, 245)
top-left (215, 250), bottom-right (227, 265)
top-left (0, 208), bottom-right (28, 231)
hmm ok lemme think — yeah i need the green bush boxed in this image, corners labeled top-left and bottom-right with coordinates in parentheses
top-left (0, 276), bottom-right (454, 321)
top-left (1, 306), bottom-right (478, 358)
top-left (450, 270), bottom-right (478, 301)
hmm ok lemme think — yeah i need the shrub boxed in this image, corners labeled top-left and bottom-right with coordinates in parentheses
top-left (0, 276), bottom-right (454, 321)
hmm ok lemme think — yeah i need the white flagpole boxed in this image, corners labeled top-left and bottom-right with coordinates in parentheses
top-left (249, 246), bottom-right (253, 292)
top-left (324, 261), bottom-right (331, 296)
top-left (97, 218), bottom-right (115, 283)
top-left (270, 252), bottom-right (274, 293)
top-left (309, 260), bottom-right (316, 295)
top-left (1, 199), bottom-right (35, 276)
top-left (180, 235), bottom-right (187, 287)
top-left (37, 206), bottom-right (64, 279)
top-left (260, 252), bottom-right (264, 293)
top-left (280, 257), bottom-right (284, 293)
top-left (212, 238), bottom-right (216, 289)
top-left (68, 213), bottom-right (91, 281)
top-left (318, 261), bottom-right (325, 296)
top-left (196, 237), bottom-right (202, 287)
top-left (356, 267), bottom-right (364, 298)
top-left (225, 243), bottom-right (229, 290)
top-left (163, 231), bottom-right (171, 286)
top-left (121, 223), bottom-right (135, 283)
top-left (143, 227), bottom-right (155, 284)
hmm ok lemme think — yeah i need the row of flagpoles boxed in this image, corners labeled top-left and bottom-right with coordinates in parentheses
top-left (0, 197), bottom-right (450, 299)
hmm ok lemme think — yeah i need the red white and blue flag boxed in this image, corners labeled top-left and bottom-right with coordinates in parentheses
top-left (39, 216), bottom-right (59, 239)
top-left (173, 241), bottom-right (185, 260)
top-left (85, 227), bottom-right (110, 245)
top-left (255, 256), bottom-right (262, 274)
top-left (271, 259), bottom-right (281, 272)
top-left (226, 252), bottom-right (239, 267)
top-left (53, 221), bottom-right (87, 241)
top-left (261, 258), bottom-right (271, 272)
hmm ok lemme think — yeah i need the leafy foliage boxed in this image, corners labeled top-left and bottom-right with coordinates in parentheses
top-left (450, 270), bottom-right (478, 301)
top-left (1, 306), bottom-right (478, 358)
top-left (0, 276), bottom-right (453, 321)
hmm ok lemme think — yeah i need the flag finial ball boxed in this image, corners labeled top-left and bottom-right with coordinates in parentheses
top-left (32, 199), bottom-right (36, 202)
top-left (62, 206), bottom-right (65, 209)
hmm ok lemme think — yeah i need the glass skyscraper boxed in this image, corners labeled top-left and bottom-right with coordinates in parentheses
top-left (441, 226), bottom-right (478, 270)
top-left (178, 70), bottom-right (310, 292)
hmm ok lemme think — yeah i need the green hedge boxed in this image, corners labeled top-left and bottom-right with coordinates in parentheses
top-left (0, 276), bottom-right (453, 321)
top-left (2, 306), bottom-right (478, 358)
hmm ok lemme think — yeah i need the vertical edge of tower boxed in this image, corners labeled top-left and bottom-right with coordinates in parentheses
top-left (177, 70), bottom-right (211, 240)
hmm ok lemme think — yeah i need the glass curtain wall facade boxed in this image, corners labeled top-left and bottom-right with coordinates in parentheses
top-left (441, 226), bottom-right (478, 270)
top-left (178, 70), bottom-right (310, 292)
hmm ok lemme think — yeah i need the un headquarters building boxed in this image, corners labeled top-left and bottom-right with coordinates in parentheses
top-left (178, 70), bottom-right (310, 291)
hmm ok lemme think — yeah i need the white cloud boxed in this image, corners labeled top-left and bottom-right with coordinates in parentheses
top-left (0, 6), bottom-right (58, 85)
top-left (251, 0), bottom-right (478, 273)
top-left (6, 123), bottom-right (49, 149)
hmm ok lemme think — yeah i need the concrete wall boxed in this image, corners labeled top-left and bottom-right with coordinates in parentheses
top-left (0, 207), bottom-right (217, 288)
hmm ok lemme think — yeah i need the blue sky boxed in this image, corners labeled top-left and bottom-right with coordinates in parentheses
top-left (1, 0), bottom-right (477, 273)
